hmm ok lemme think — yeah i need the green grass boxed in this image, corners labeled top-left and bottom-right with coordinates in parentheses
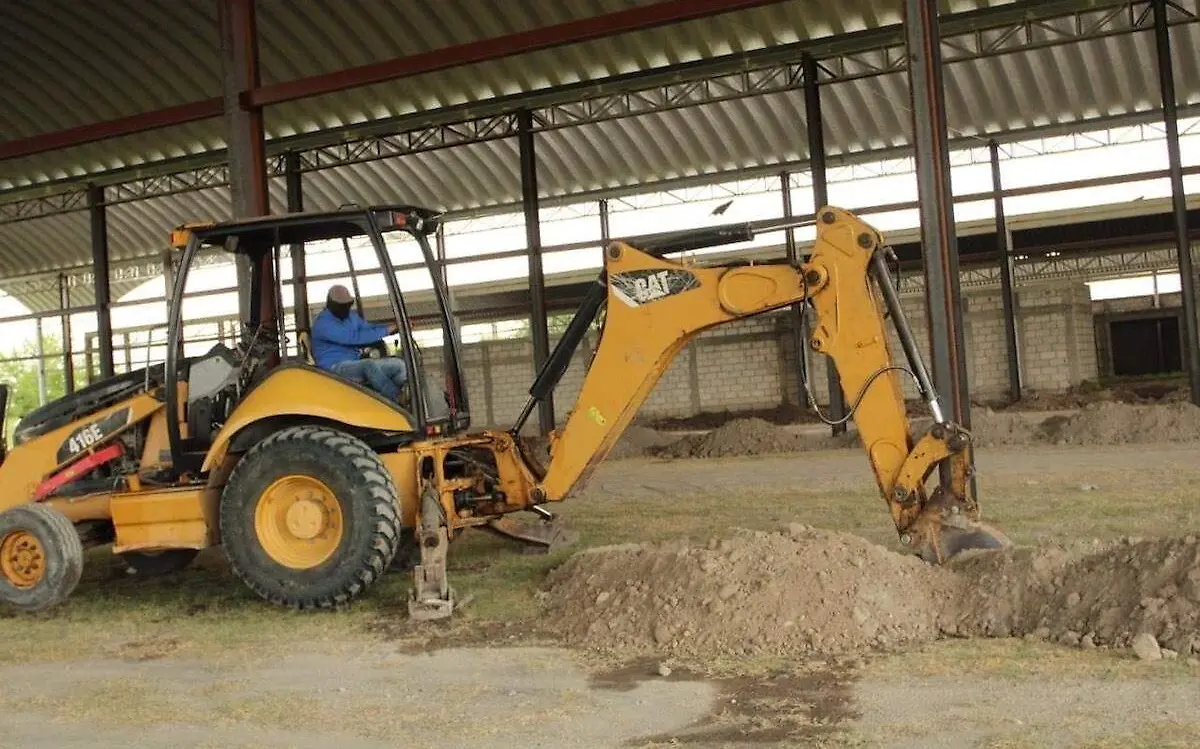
top-left (3, 447), bottom-right (1198, 664)
top-left (0, 444), bottom-right (1195, 662)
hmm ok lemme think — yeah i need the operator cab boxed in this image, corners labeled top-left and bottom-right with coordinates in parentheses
top-left (164, 205), bottom-right (469, 474)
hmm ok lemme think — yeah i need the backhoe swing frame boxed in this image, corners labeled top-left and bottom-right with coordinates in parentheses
top-left (407, 206), bottom-right (1008, 615)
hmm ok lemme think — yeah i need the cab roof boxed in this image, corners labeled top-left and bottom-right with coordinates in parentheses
top-left (170, 203), bottom-right (443, 251)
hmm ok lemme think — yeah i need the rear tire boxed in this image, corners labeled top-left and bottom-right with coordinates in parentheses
top-left (0, 504), bottom-right (83, 612)
top-left (218, 425), bottom-right (402, 609)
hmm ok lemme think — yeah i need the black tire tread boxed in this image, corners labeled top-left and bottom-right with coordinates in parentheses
top-left (0, 503), bottom-right (84, 612)
top-left (219, 425), bottom-right (402, 610)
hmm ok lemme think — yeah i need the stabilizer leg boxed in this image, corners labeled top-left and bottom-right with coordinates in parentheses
top-left (408, 484), bottom-right (455, 621)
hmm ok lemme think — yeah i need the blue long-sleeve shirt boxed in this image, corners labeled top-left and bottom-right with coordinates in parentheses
top-left (310, 308), bottom-right (391, 369)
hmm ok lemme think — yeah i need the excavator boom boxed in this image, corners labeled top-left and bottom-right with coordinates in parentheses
top-left (407, 206), bottom-right (1009, 618)
top-left (522, 206), bottom-right (1008, 563)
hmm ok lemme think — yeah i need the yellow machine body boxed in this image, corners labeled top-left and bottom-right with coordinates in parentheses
top-left (0, 205), bottom-right (1008, 616)
top-left (200, 367), bottom-right (414, 472)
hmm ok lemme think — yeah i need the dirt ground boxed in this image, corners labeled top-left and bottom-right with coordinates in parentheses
top-left (2, 432), bottom-right (1199, 748)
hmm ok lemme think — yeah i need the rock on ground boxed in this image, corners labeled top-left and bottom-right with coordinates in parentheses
top-left (1131, 633), bottom-right (1162, 661)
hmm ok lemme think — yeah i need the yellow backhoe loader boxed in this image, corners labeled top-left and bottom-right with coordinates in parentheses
top-left (0, 204), bottom-right (1008, 617)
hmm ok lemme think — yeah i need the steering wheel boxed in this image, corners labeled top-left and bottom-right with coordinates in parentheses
top-left (360, 341), bottom-right (389, 359)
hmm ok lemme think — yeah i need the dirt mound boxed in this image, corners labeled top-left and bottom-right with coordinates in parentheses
top-left (606, 425), bottom-right (675, 460)
top-left (966, 409), bottom-right (1038, 447)
top-left (539, 527), bottom-right (1200, 659)
top-left (646, 403), bottom-right (815, 430)
top-left (969, 402), bottom-right (1200, 448)
top-left (538, 525), bottom-right (960, 657)
top-left (653, 417), bottom-right (856, 458)
top-left (1039, 401), bottom-right (1200, 445)
top-left (947, 536), bottom-right (1200, 654)
top-left (654, 417), bottom-right (806, 458)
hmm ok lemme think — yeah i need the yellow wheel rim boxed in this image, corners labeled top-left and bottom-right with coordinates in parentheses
top-left (254, 475), bottom-right (344, 570)
top-left (1, 530), bottom-right (46, 589)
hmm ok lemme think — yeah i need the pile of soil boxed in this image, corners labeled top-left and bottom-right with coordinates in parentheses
top-left (969, 401), bottom-right (1200, 448)
top-left (606, 425), bottom-right (675, 460)
top-left (1037, 401), bottom-right (1200, 445)
top-left (538, 526), bottom-right (1200, 658)
top-left (651, 417), bottom-right (857, 459)
top-left (538, 525), bottom-right (961, 657)
top-left (653, 417), bottom-right (809, 458)
top-left (982, 379), bottom-right (1188, 412)
top-left (646, 403), bottom-right (815, 430)
top-left (948, 535), bottom-right (1200, 654)
top-left (643, 401), bottom-right (1200, 459)
top-left (969, 409), bottom-right (1040, 447)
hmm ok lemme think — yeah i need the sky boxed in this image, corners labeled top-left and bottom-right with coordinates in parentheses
top-left (0, 115), bottom-right (1197, 373)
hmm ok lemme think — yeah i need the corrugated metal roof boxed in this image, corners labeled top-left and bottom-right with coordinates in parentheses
top-left (0, 0), bottom-right (1003, 188)
top-left (1, 0), bottom-right (1199, 307)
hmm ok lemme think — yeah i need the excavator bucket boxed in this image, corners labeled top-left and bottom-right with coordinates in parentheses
top-left (907, 505), bottom-right (1013, 565)
top-left (936, 517), bottom-right (1012, 562)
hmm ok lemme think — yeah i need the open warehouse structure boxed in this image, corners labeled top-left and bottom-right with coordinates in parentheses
top-left (0, 0), bottom-right (1198, 438)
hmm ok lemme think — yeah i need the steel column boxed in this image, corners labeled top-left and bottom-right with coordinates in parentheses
top-left (86, 183), bottom-right (114, 379)
top-left (58, 274), bottom-right (74, 395)
top-left (284, 150), bottom-right (310, 334)
top-left (1154, 0), bottom-right (1200, 404)
top-left (219, 0), bottom-right (271, 331)
top-left (803, 54), bottom-right (848, 434)
top-left (989, 141), bottom-right (1022, 403)
top-left (904, 0), bottom-right (971, 430)
top-left (518, 110), bottom-right (555, 434)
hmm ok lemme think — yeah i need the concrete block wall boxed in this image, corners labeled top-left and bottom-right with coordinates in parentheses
top-left (1013, 284), bottom-right (1098, 390)
top-left (964, 291), bottom-right (1011, 396)
top-left (457, 278), bottom-right (1100, 429)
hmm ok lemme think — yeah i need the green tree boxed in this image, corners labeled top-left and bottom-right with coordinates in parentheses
top-left (0, 335), bottom-right (87, 448)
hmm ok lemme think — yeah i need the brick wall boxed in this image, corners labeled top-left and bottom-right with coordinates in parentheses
top-left (459, 278), bottom-right (1100, 430)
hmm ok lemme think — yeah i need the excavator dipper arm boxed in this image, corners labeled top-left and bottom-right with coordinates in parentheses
top-left (526, 206), bottom-right (1009, 563)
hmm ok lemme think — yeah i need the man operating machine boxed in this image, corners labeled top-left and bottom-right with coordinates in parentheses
top-left (310, 284), bottom-right (408, 402)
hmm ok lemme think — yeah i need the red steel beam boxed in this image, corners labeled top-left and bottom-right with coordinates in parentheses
top-left (0, 0), bottom-right (783, 162)
top-left (245, 0), bottom-right (786, 107)
top-left (0, 98), bottom-right (222, 161)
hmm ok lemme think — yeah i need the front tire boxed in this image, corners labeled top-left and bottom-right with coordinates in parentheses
top-left (218, 425), bottom-right (402, 609)
top-left (0, 503), bottom-right (84, 612)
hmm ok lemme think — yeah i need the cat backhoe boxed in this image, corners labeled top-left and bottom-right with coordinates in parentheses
top-left (0, 204), bottom-right (1008, 617)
